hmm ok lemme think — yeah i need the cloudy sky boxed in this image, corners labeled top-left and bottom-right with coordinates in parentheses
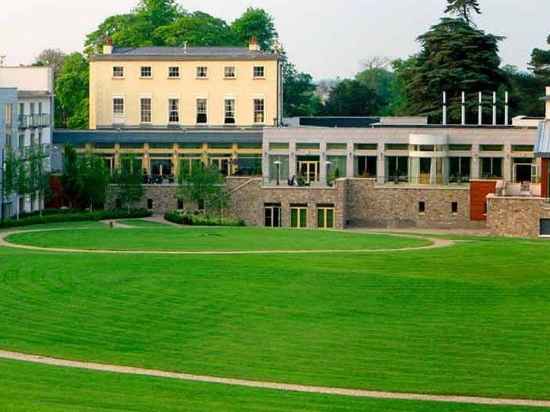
top-left (1, 0), bottom-right (548, 79)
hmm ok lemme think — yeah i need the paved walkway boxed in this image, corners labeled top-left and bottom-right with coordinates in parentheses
top-left (0, 228), bottom-right (454, 255)
top-left (0, 350), bottom-right (548, 408)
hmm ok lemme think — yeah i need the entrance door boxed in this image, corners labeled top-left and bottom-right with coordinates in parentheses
top-left (317, 207), bottom-right (335, 229)
top-left (514, 163), bottom-right (535, 183)
top-left (291, 207), bottom-right (307, 228)
top-left (265, 205), bottom-right (281, 227)
top-left (298, 161), bottom-right (319, 184)
top-left (419, 158), bottom-right (431, 184)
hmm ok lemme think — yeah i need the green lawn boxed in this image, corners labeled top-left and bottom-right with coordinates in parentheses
top-left (0, 360), bottom-right (543, 412)
top-left (0, 224), bottom-right (549, 404)
top-left (6, 227), bottom-right (430, 251)
top-left (118, 218), bottom-right (171, 228)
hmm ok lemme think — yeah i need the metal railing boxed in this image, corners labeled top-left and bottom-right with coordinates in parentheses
top-left (18, 114), bottom-right (50, 129)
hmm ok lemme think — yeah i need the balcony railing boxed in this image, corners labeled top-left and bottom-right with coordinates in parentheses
top-left (18, 114), bottom-right (50, 129)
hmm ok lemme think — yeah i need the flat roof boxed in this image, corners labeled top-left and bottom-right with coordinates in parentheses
top-left (53, 129), bottom-right (263, 145)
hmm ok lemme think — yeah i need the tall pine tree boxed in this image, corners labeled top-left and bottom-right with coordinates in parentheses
top-left (445, 0), bottom-right (481, 24)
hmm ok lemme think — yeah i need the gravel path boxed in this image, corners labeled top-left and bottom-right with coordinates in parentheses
top-left (0, 228), bottom-right (454, 255)
top-left (0, 350), bottom-right (548, 408)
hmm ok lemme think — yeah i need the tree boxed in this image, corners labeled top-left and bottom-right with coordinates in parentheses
top-left (1, 148), bottom-right (19, 221)
top-left (76, 155), bottom-right (110, 211)
top-left (231, 7), bottom-right (278, 50)
top-left (356, 58), bottom-right (397, 116)
top-left (55, 53), bottom-right (89, 129)
top-left (156, 12), bottom-right (238, 47)
top-left (61, 145), bottom-right (81, 208)
top-left (394, 18), bottom-right (506, 122)
top-left (445, 0), bottom-right (481, 24)
top-left (529, 35), bottom-right (550, 85)
top-left (112, 155), bottom-right (145, 212)
top-left (283, 60), bottom-right (322, 117)
top-left (27, 145), bottom-right (50, 216)
top-left (503, 65), bottom-right (545, 118)
top-left (33, 49), bottom-right (66, 79)
top-left (322, 79), bottom-right (383, 116)
top-left (177, 164), bottom-right (228, 216)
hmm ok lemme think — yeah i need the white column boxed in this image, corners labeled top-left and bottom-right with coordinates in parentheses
top-left (346, 142), bottom-right (354, 178)
top-left (288, 141), bottom-right (296, 180)
top-left (262, 138), bottom-right (270, 184)
top-left (503, 144), bottom-right (512, 182)
top-left (471, 144), bottom-right (480, 179)
top-left (320, 141), bottom-right (327, 186)
top-left (377, 146), bottom-right (385, 184)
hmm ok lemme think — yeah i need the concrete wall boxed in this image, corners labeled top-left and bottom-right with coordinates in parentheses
top-left (90, 58), bottom-right (279, 128)
top-left (0, 67), bottom-right (53, 92)
top-left (486, 195), bottom-right (550, 238)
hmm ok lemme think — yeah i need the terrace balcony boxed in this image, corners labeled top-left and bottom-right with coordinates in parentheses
top-left (18, 114), bottom-right (50, 129)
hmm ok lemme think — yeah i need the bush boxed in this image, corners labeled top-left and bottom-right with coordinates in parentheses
top-left (0, 209), bottom-right (152, 229)
top-left (165, 211), bottom-right (245, 227)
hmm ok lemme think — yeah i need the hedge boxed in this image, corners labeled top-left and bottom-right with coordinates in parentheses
top-left (0, 209), bottom-right (152, 229)
top-left (165, 211), bottom-right (245, 227)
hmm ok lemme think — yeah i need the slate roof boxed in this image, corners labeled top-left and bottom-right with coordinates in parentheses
top-left (53, 129), bottom-right (263, 145)
top-left (92, 47), bottom-right (278, 61)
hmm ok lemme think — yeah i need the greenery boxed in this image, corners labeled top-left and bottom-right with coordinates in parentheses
top-left (0, 209), bottom-right (151, 229)
top-left (112, 155), bottom-right (145, 212)
top-left (55, 52), bottom-right (89, 129)
top-left (178, 164), bottom-right (229, 216)
top-left (0, 359), bottom-right (542, 412)
top-left (76, 155), bottom-right (110, 211)
top-left (322, 79), bottom-right (383, 116)
top-left (0, 225), bottom-right (549, 401)
top-left (444, 0), bottom-right (481, 24)
top-left (164, 211), bottom-right (245, 227)
top-left (32, 48), bottom-right (66, 79)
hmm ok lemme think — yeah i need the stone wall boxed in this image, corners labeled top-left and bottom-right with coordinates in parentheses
top-left (346, 179), bottom-right (475, 229)
top-left (487, 195), bottom-right (550, 238)
top-left (107, 184), bottom-right (194, 215)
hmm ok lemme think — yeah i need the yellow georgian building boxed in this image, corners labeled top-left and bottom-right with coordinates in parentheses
top-left (89, 40), bottom-right (282, 129)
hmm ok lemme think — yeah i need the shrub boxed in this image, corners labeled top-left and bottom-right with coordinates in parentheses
top-left (165, 211), bottom-right (245, 227)
top-left (0, 209), bottom-right (152, 229)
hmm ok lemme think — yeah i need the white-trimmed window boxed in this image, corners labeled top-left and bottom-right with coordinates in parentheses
top-left (140, 66), bottom-right (152, 78)
top-left (196, 99), bottom-right (207, 124)
top-left (253, 66), bottom-right (265, 78)
top-left (224, 66), bottom-right (236, 79)
top-left (224, 99), bottom-right (236, 124)
top-left (113, 66), bottom-right (124, 78)
top-left (168, 66), bottom-right (180, 78)
top-left (113, 97), bottom-right (124, 115)
top-left (196, 66), bottom-right (208, 78)
top-left (254, 98), bottom-right (265, 124)
top-left (168, 99), bottom-right (179, 123)
top-left (140, 98), bottom-right (152, 123)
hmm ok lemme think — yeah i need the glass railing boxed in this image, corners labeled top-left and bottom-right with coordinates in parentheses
top-left (18, 114), bottom-right (50, 129)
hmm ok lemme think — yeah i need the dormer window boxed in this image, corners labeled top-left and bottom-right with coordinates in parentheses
top-left (113, 66), bottom-right (124, 78)
top-left (196, 66), bottom-right (208, 79)
top-left (141, 66), bottom-right (152, 78)
top-left (253, 66), bottom-right (265, 79)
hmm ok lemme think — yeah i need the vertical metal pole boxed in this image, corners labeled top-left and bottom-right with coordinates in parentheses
top-left (505, 91), bottom-right (509, 126)
top-left (461, 91), bottom-right (466, 126)
top-left (478, 92), bottom-right (483, 126)
top-left (493, 92), bottom-right (497, 126)
top-left (442, 91), bottom-right (447, 125)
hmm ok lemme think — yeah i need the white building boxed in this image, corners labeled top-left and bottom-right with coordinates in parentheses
top-left (0, 66), bottom-right (54, 216)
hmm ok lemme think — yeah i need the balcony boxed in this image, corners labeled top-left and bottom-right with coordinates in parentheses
top-left (18, 114), bottom-right (50, 129)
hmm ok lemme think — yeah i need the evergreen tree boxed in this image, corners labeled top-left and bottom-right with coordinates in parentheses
top-left (394, 18), bottom-right (505, 122)
top-left (445, 0), bottom-right (481, 24)
top-left (529, 35), bottom-right (550, 85)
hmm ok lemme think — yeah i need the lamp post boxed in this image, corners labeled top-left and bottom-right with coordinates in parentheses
top-left (274, 160), bottom-right (281, 186)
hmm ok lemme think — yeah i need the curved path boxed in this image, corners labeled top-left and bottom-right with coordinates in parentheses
top-left (0, 227), bottom-right (454, 255)
top-left (0, 349), bottom-right (548, 408)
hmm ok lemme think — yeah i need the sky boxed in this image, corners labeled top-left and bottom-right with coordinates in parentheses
top-left (1, 0), bottom-right (548, 80)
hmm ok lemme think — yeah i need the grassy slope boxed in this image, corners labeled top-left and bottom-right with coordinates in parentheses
top-left (0, 227), bottom-right (549, 400)
top-left (6, 227), bottom-right (429, 251)
top-left (0, 360), bottom-right (543, 412)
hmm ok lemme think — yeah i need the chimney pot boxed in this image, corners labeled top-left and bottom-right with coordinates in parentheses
top-left (103, 37), bottom-right (113, 55)
top-left (249, 37), bottom-right (260, 52)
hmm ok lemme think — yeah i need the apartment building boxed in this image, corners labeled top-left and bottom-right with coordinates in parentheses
top-left (0, 66), bottom-right (54, 216)
top-left (89, 39), bottom-right (282, 129)
top-left (0, 88), bottom-right (17, 219)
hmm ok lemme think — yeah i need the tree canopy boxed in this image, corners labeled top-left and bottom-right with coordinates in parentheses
top-left (445, 0), bottom-right (481, 24)
top-left (529, 35), bottom-right (550, 85)
top-left (394, 18), bottom-right (506, 122)
top-left (55, 53), bottom-right (89, 129)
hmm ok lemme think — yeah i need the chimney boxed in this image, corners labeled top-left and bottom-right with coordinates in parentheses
top-left (546, 87), bottom-right (550, 119)
top-left (103, 37), bottom-right (113, 55)
top-left (248, 37), bottom-right (260, 52)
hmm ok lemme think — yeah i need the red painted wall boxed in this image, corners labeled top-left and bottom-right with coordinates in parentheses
top-left (470, 180), bottom-right (497, 221)
top-left (542, 159), bottom-right (549, 199)
top-left (47, 175), bottom-right (64, 209)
